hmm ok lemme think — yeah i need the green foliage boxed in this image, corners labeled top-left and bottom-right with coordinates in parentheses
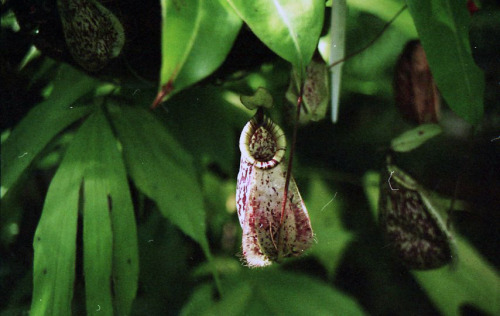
top-left (182, 269), bottom-right (366, 315)
top-left (1, 1), bottom-right (497, 315)
top-left (226, 0), bottom-right (324, 79)
top-left (159, 0), bottom-right (242, 96)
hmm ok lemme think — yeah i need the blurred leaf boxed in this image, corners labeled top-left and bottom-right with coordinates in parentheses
top-left (159, 0), bottom-right (242, 96)
top-left (390, 124), bottom-right (442, 152)
top-left (180, 284), bottom-right (214, 316)
top-left (108, 103), bottom-right (208, 251)
top-left (362, 171), bottom-right (500, 315)
top-left (226, 0), bottom-right (325, 78)
top-left (1, 65), bottom-right (97, 198)
top-left (306, 178), bottom-right (354, 277)
top-left (406, 0), bottom-right (485, 125)
top-left (183, 269), bottom-right (366, 315)
top-left (240, 87), bottom-right (274, 110)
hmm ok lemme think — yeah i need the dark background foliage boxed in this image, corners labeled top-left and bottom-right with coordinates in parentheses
top-left (1, 0), bottom-right (499, 315)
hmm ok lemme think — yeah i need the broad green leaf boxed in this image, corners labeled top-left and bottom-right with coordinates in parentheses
top-left (183, 270), bottom-right (366, 315)
top-left (108, 103), bottom-right (208, 251)
top-left (390, 124), bottom-right (442, 152)
top-left (1, 65), bottom-right (97, 198)
top-left (159, 0), bottom-right (242, 96)
top-left (306, 178), bottom-right (354, 278)
top-left (362, 171), bottom-right (500, 315)
top-left (406, 0), bottom-right (485, 125)
top-left (226, 0), bottom-right (325, 79)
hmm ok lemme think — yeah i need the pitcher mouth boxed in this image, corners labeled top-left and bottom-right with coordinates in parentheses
top-left (239, 115), bottom-right (286, 169)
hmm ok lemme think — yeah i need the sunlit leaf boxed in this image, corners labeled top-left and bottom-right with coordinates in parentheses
top-left (80, 111), bottom-right (114, 315)
top-left (1, 65), bottom-right (97, 198)
top-left (406, 0), bottom-right (485, 125)
top-left (226, 0), bottom-right (325, 79)
top-left (30, 153), bottom-right (81, 316)
top-left (81, 109), bottom-right (139, 315)
top-left (31, 111), bottom-right (101, 315)
top-left (159, 0), bottom-right (242, 97)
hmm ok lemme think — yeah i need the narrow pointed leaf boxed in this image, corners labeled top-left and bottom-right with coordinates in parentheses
top-left (81, 112), bottom-right (114, 316)
top-left (226, 0), bottom-right (324, 78)
top-left (329, 0), bottom-right (346, 123)
top-left (31, 110), bottom-right (103, 315)
top-left (1, 65), bottom-right (97, 198)
top-left (80, 109), bottom-right (138, 316)
top-left (108, 103), bottom-right (208, 250)
top-left (406, 0), bottom-right (485, 125)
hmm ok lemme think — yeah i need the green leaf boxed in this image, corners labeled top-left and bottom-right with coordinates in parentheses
top-left (30, 169), bottom-right (80, 316)
top-left (329, 0), bottom-right (346, 123)
top-left (1, 65), bottom-right (97, 198)
top-left (80, 112), bottom-right (114, 316)
top-left (108, 103), bottom-right (208, 251)
top-left (31, 108), bottom-right (139, 315)
top-left (80, 109), bottom-right (139, 316)
top-left (31, 112), bottom-right (92, 315)
top-left (306, 178), bottom-right (354, 277)
top-left (390, 124), bottom-right (442, 152)
top-left (406, 0), bottom-right (485, 125)
top-left (240, 87), bottom-right (274, 110)
top-left (226, 0), bottom-right (325, 78)
top-left (413, 236), bottom-right (500, 316)
top-left (159, 0), bottom-right (242, 95)
top-left (184, 270), bottom-right (366, 315)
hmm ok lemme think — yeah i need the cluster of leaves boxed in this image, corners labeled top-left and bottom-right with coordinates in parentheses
top-left (1, 0), bottom-right (499, 315)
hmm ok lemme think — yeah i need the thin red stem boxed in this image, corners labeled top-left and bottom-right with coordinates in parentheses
top-left (280, 84), bottom-right (304, 225)
top-left (328, 5), bottom-right (407, 69)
